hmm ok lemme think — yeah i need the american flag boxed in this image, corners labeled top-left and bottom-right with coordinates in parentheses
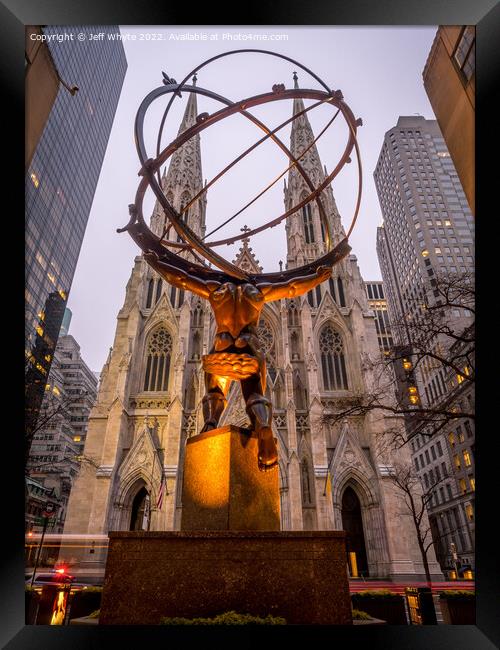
top-left (156, 472), bottom-right (166, 510)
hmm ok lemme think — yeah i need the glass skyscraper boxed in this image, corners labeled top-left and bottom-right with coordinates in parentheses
top-left (25, 25), bottom-right (127, 451)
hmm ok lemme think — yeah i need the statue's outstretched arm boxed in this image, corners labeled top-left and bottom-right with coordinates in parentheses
top-left (143, 251), bottom-right (217, 299)
top-left (259, 265), bottom-right (332, 302)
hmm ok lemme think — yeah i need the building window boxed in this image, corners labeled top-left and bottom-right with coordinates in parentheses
top-left (459, 478), bottom-right (467, 494)
top-left (463, 449), bottom-right (472, 467)
top-left (143, 327), bottom-right (172, 392)
top-left (145, 278), bottom-right (154, 309)
top-left (319, 325), bottom-right (348, 391)
top-left (469, 476), bottom-right (475, 491)
top-left (464, 502), bottom-right (474, 521)
top-left (300, 458), bottom-right (313, 505)
top-left (337, 278), bottom-right (346, 307)
top-left (454, 26), bottom-right (475, 82)
top-left (302, 204), bottom-right (315, 243)
top-left (155, 279), bottom-right (163, 304)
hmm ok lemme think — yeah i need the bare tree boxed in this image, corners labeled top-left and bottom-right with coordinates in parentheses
top-left (388, 462), bottom-right (452, 582)
top-left (321, 271), bottom-right (475, 443)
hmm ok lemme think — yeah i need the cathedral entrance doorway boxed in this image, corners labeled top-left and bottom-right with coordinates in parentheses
top-left (130, 486), bottom-right (150, 531)
top-left (341, 486), bottom-right (369, 577)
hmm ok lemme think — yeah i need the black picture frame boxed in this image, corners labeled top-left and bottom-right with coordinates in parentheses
top-left (6, 0), bottom-right (499, 647)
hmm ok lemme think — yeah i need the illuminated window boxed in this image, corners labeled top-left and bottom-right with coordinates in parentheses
top-left (448, 432), bottom-right (456, 446)
top-left (44, 354), bottom-right (51, 362)
top-left (30, 172), bottom-right (40, 188)
top-left (469, 476), bottom-right (475, 491)
top-left (454, 454), bottom-right (461, 470)
top-left (52, 386), bottom-right (60, 396)
top-left (409, 394), bottom-right (419, 405)
top-left (403, 358), bottom-right (412, 370)
top-left (38, 311), bottom-right (45, 321)
top-left (36, 325), bottom-right (44, 337)
top-left (36, 252), bottom-right (46, 269)
top-left (463, 450), bottom-right (472, 467)
top-left (445, 220), bottom-right (452, 226)
top-left (45, 384), bottom-right (51, 391)
top-left (459, 478), bottom-right (467, 494)
top-left (435, 248), bottom-right (441, 254)
top-left (464, 502), bottom-right (474, 521)
top-left (73, 436), bottom-right (81, 443)
top-left (47, 272), bottom-right (56, 284)
top-left (409, 386), bottom-right (417, 394)
top-left (421, 250), bottom-right (429, 258)
top-left (59, 289), bottom-right (67, 300)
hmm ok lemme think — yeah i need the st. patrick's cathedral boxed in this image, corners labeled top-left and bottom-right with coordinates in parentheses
top-left (64, 76), bottom-right (442, 581)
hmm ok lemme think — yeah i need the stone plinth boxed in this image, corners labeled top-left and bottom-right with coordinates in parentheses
top-left (181, 425), bottom-right (280, 531)
top-left (99, 531), bottom-right (352, 625)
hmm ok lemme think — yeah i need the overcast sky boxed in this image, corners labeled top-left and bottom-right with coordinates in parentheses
top-left (65, 25), bottom-right (437, 372)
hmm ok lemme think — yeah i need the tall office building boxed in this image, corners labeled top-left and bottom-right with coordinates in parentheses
top-left (364, 281), bottom-right (393, 356)
top-left (27, 335), bottom-right (98, 533)
top-left (25, 26), bottom-right (127, 452)
top-left (375, 116), bottom-right (475, 578)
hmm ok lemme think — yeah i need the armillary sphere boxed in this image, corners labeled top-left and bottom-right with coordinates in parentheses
top-left (118, 49), bottom-right (363, 283)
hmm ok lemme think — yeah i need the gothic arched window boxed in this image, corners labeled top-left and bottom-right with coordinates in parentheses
top-left (143, 327), bottom-right (173, 392)
top-left (302, 204), bottom-right (315, 243)
top-left (307, 285), bottom-right (322, 309)
top-left (328, 277), bottom-right (338, 302)
top-left (170, 286), bottom-right (184, 309)
top-left (319, 325), bottom-right (348, 390)
top-left (192, 301), bottom-right (203, 327)
top-left (301, 458), bottom-right (313, 505)
top-left (155, 279), bottom-right (163, 304)
top-left (145, 278), bottom-right (154, 309)
top-left (293, 371), bottom-right (307, 410)
top-left (337, 278), bottom-right (346, 307)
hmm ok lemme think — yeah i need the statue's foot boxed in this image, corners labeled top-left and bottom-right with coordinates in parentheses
top-left (257, 429), bottom-right (278, 472)
top-left (200, 420), bottom-right (218, 434)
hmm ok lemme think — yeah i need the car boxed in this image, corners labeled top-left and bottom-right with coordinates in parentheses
top-left (25, 570), bottom-right (87, 592)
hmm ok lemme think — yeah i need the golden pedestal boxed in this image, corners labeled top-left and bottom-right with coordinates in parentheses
top-left (180, 425), bottom-right (280, 531)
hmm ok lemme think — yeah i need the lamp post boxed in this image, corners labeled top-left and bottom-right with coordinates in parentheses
top-left (30, 501), bottom-right (58, 588)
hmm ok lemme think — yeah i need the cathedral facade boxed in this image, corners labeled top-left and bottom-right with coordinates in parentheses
top-left (64, 78), bottom-right (442, 580)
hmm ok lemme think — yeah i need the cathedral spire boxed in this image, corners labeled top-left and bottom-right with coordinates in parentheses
top-left (152, 74), bottom-right (206, 238)
top-left (285, 72), bottom-right (344, 268)
top-left (176, 74), bottom-right (199, 136)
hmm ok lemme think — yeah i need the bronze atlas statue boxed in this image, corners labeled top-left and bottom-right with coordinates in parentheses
top-left (119, 49), bottom-right (362, 472)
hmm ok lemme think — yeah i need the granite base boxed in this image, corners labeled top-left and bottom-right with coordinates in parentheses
top-left (99, 531), bottom-right (352, 625)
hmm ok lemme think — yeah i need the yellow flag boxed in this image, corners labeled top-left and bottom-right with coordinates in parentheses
top-left (326, 472), bottom-right (332, 495)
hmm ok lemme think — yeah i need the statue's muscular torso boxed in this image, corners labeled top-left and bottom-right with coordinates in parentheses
top-left (208, 282), bottom-right (264, 353)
